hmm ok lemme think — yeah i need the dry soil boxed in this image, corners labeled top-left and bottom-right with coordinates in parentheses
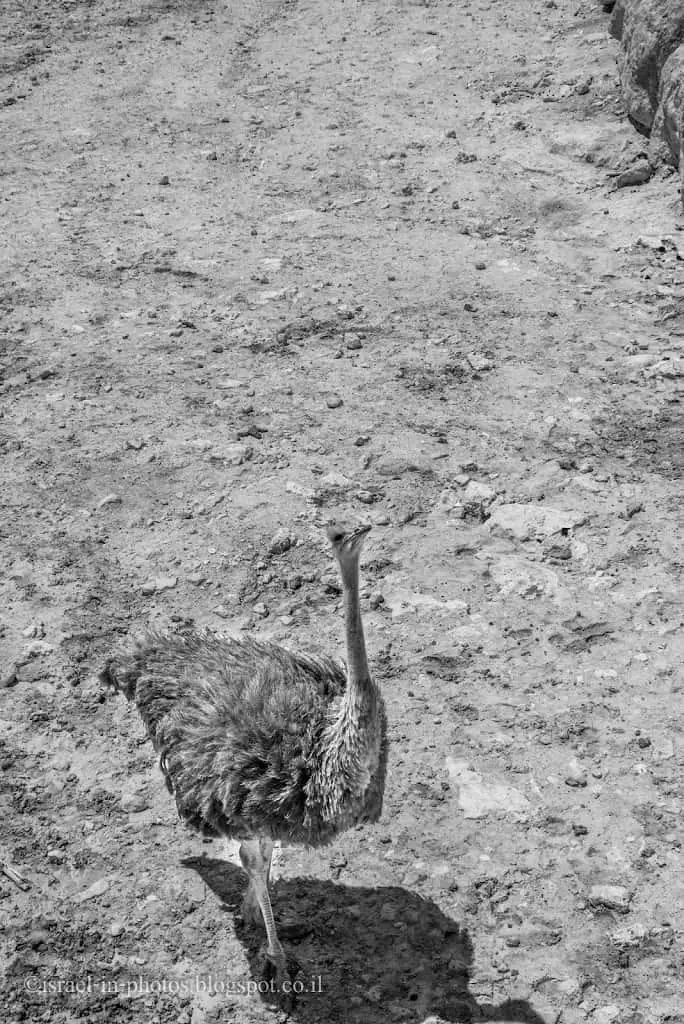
top-left (1, 1), bottom-right (683, 1024)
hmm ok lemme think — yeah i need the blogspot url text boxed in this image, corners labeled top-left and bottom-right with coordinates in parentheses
top-left (23, 973), bottom-right (323, 998)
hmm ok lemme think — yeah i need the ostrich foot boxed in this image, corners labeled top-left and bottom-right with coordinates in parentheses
top-left (262, 948), bottom-right (296, 1010)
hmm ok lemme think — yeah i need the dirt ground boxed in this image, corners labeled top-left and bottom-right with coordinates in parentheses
top-left (1, 0), bottom-right (683, 1022)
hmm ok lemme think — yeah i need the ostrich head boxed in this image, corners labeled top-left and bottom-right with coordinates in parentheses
top-left (326, 523), bottom-right (371, 574)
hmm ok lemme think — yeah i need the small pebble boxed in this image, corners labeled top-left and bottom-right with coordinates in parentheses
top-left (269, 530), bottom-right (293, 555)
top-left (1, 667), bottom-right (19, 689)
top-left (345, 332), bottom-right (363, 350)
top-left (326, 394), bottom-right (344, 409)
top-left (252, 603), bottom-right (269, 618)
top-left (76, 878), bottom-right (110, 902)
top-left (369, 592), bottom-right (385, 610)
top-left (159, 175), bottom-right (170, 186)
top-left (466, 352), bottom-right (494, 372)
top-left (588, 884), bottom-right (632, 914)
top-left (98, 493), bottom-right (122, 509)
top-left (565, 774), bottom-right (587, 788)
top-left (140, 575), bottom-right (176, 596)
top-left (28, 930), bottom-right (50, 950)
top-left (24, 640), bottom-right (54, 658)
top-left (120, 791), bottom-right (151, 813)
top-left (615, 160), bottom-right (652, 188)
top-left (379, 902), bottom-right (397, 922)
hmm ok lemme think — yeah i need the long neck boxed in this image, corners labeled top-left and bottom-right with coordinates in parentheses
top-left (340, 557), bottom-right (371, 690)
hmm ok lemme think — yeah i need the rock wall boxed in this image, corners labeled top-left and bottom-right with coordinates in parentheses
top-left (609, 0), bottom-right (684, 168)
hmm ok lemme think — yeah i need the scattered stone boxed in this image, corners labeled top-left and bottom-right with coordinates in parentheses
top-left (252, 602), bottom-right (269, 618)
top-left (221, 443), bottom-right (250, 465)
top-left (446, 758), bottom-right (532, 820)
top-left (565, 773), bottom-right (588, 788)
top-left (97, 493), bottom-right (123, 509)
top-left (141, 575), bottom-right (178, 595)
top-left (1, 666), bottom-right (19, 689)
top-left (159, 175), bottom-right (169, 185)
top-left (379, 902), bottom-right (398, 922)
top-left (23, 640), bottom-right (54, 658)
top-left (187, 573), bottom-right (207, 586)
top-left (588, 884), bottom-right (633, 914)
top-left (544, 541), bottom-right (572, 561)
top-left (575, 75), bottom-right (593, 95)
top-left (109, 922), bottom-right (126, 937)
top-left (376, 455), bottom-right (420, 478)
top-left (76, 878), bottom-right (110, 902)
top-left (651, 735), bottom-right (674, 760)
top-left (268, 530), bottom-right (293, 555)
top-left (46, 849), bottom-right (65, 863)
top-left (285, 480), bottom-right (316, 500)
top-left (369, 592), bottom-right (385, 610)
top-left (402, 865), bottom-right (429, 887)
top-left (326, 393), bottom-right (344, 408)
top-left (615, 160), bottom-right (652, 188)
top-left (120, 791), bottom-right (151, 813)
top-left (610, 922), bottom-right (648, 946)
top-left (386, 588), bottom-right (469, 618)
top-left (463, 479), bottom-right (496, 502)
top-left (489, 503), bottom-right (586, 541)
top-left (321, 471), bottom-right (352, 488)
top-left (126, 438), bottom-right (145, 451)
top-left (22, 622), bottom-right (45, 639)
top-left (344, 332), bottom-right (363, 350)
top-left (354, 435), bottom-right (370, 446)
top-left (644, 357), bottom-right (684, 379)
top-left (28, 930), bottom-right (51, 949)
top-left (594, 1007), bottom-right (621, 1024)
top-left (356, 490), bottom-right (377, 504)
top-left (466, 352), bottom-right (494, 372)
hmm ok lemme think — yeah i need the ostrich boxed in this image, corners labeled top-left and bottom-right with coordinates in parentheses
top-left (101, 524), bottom-right (387, 987)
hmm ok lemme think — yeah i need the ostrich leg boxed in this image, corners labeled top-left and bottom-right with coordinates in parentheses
top-left (236, 837), bottom-right (272, 927)
top-left (239, 838), bottom-right (288, 985)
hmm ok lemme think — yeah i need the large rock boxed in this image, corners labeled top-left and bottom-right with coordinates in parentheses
top-left (649, 46), bottom-right (684, 167)
top-left (610, 0), bottom-right (684, 167)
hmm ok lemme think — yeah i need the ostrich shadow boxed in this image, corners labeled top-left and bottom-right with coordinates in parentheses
top-left (183, 855), bottom-right (548, 1024)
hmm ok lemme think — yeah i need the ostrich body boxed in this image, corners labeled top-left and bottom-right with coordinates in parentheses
top-left (101, 525), bottom-right (387, 984)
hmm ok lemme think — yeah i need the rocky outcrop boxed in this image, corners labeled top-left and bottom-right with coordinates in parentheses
top-left (609, 0), bottom-right (684, 168)
top-left (650, 47), bottom-right (684, 166)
